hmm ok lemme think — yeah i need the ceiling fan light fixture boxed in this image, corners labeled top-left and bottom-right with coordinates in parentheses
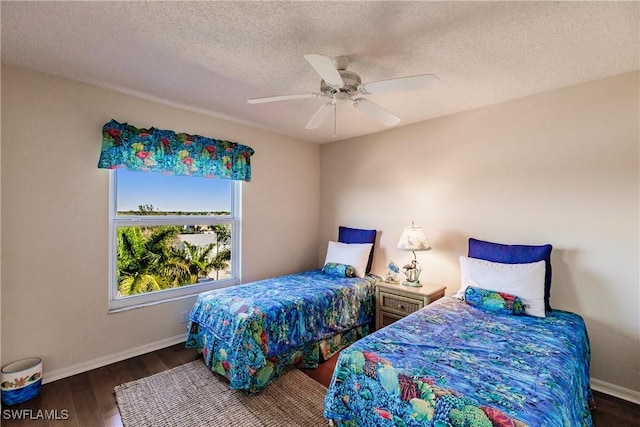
top-left (333, 92), bottom-right (350, 102)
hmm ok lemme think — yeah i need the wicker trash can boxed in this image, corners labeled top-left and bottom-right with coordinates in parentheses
top-left (1, 357), bottom-right (43, 405)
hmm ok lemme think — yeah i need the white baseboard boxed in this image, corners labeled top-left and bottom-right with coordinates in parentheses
top-left (591, 377), bottom-right (640, 405)
top-left (42, 334), bottom-right (187, 384)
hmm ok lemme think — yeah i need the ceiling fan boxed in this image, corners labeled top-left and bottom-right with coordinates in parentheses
top-left (247, 54), bottom-right (439, 136)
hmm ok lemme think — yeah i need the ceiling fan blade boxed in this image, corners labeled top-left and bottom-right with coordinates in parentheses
top-left (352, 98), bottom-right (401, 127)
top-left (305, 102), bottom-right (334, 129)
top-left (360, 74), bottom-right (439, 94)
top-left (247, 93), bottom-right (319, 104)
top-left (304, 54), bottom-right (344, 87)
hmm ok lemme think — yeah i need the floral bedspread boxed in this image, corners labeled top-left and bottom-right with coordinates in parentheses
top-left (324, 296), bottom-right (594, 427)
top-left (186, 270), bottom-right (376, 392)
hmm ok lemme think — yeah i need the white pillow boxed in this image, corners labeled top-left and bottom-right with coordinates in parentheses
top-left (458, 256), bottom-right (546, 318)
top-left (324, 241), bottom-right (373, 278)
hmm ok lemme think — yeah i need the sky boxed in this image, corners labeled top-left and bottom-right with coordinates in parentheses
top-left (116, 169), bottom-right (232, 212)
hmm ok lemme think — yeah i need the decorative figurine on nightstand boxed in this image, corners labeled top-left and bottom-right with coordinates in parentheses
top-left (385, 261), bottom-right (400, 283)
top-left (397, 221), bottom-right (431, 287)
top-left (402, 259), bottom-right (422, 286)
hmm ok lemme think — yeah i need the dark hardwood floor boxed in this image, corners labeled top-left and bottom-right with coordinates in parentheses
top-left (2, 344), bottom-right (200, 427)
top-left (2, 343), bottom-right (638, 426)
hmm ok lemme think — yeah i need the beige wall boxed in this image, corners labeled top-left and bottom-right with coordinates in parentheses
top-left (0, 66), bottom-right (3, 370)
top-left (0, 66), bottom-right (320, 379)
top-left (2, 64), bottom-right (638, 398)
top-left (320, 72), bottom-right (640, 394)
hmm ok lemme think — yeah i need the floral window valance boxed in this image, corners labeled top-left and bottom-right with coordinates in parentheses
top-left (98, 119), bottom-right (255, 181)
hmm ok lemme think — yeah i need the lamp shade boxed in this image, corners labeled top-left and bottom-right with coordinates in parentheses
top-left (397, 224), bottom-right (431, 251)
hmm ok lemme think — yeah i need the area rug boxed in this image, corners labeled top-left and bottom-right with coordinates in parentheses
top-left (114, 360), bottom-right (328, 427)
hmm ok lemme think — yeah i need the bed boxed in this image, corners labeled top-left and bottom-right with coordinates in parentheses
top-left (186, 226), bottom-right (379, 393)
top-left (186, 269), bottom-right (377, 392)
top-left (324, 239), bottom-right (594, 426)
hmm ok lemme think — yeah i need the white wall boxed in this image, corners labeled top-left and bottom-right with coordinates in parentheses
top-left (0, 66), bottom-right (320, 380)
top-left (320, 72), bottom-right (640, 395)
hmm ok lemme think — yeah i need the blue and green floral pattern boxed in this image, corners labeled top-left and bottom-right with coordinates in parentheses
top-left (98, 119), bottom-right (254, 181)
top-left (464, 286), bottom-right (525, 315)
top-left (186, 270), bottom-right (376, 392)
top-left (324, 296), bottom-right (594, 426)
top-left (323, 263), bottom-right (355, 277)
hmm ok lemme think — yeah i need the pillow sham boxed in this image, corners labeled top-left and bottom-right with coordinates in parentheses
top-left (322, 262), bottom-right (355, 278)
top-left (459, 256), bottom-right (546, 318)
top-left (338, 226), bottom-right (377, 274)
top-left (464, 286), bottom-right (525, 315)
top-left (324, 241), bottom-right (373, 278)
top-left (468, 238), bottom-right (553, 312)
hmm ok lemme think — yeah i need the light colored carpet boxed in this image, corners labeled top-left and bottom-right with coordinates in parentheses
top-left (114, 360), bottom-right (328, 427)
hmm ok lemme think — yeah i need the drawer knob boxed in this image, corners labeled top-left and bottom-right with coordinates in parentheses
top-left (399, 304), bottom-right (404, 310)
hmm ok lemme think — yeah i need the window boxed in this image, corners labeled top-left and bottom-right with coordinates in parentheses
top-left (109, 169), bottom-right (240, 312)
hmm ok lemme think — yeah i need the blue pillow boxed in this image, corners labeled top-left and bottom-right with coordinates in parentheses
top-left (338, 226), bottom-right (376, 274)
top-left (468, 238), bottom-right (553, 312)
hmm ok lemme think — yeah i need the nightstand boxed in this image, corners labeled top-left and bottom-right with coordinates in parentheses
top-left (375, 281), bottom-right (446, 330)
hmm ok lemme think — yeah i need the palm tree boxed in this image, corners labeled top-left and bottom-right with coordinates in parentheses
top-left (173, 241), bottom-right (217, 283)
top-left (210, 225), bottom-right (231, 279)
top-left (212, 248), bottom-right (231, 280)
top-left (117, 226), bottom-right (191, 295)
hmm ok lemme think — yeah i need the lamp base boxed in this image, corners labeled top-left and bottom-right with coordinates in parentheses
top-left (402, 280), bottom-right (422, 288)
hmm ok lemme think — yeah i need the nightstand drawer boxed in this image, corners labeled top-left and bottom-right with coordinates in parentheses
top-left (379, 311), bottom-right (405, 329)
top-left (375, 282), bottom-right (447, 330)
top-left (378, 291), bottom-right (423, 316)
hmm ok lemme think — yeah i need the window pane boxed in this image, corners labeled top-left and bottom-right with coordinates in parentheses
top-left (115, 169), bottom-right (232, 215)
top-left (116, 224), bottom-right (233, 298)
top-left (110, 169), bottom-right (239, 311)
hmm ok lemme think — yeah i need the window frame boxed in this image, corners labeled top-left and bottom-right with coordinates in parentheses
top-left (108, 170), bottom-right (241, 313)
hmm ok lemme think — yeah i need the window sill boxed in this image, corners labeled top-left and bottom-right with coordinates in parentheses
top-left (108, 279), bottom-right (238, 313)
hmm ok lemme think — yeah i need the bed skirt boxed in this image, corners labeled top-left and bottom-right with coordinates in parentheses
top-left (187, 322), bottom-right (370, 393)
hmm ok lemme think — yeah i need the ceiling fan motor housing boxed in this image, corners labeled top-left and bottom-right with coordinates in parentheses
top-left (321, 70), bottom-right (361, 96)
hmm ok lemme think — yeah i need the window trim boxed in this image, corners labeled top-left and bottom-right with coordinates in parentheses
top-left (108, 170), bottom-right (241, 313)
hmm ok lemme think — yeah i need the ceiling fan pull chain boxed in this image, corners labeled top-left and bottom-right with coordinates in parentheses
top-left (333, 103), bottom-right (337, 138)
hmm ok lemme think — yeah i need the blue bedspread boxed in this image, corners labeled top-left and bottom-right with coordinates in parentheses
top-left (186, 269), bottom-right (376, 392)
top-left (324, 296), bottom-right (593, 426)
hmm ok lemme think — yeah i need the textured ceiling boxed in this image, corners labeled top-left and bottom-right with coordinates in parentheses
top-left (2, 1), bottom-right (639, 144)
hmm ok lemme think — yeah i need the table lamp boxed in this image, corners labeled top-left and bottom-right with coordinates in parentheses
top-left (396, 222), bottom-right (431, 287)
